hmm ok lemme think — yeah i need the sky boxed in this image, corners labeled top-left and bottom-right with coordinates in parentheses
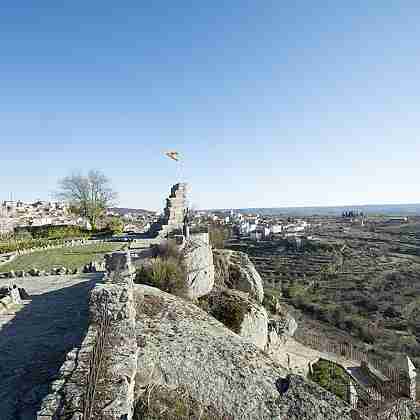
top-left (1, 1), bottom-right (419, 211)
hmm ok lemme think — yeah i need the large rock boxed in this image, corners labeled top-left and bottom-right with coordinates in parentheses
top-left (201, 288), bottom-right (268, 349)
top-left (134, 285), bottom-right (353, 420)
top-left (213, 250), bottom-right (264, 303)
top-left (0, 284), bottom-right (22, 314)
top-left (183, 233), bottom-right (215, 299)
top-left (270, 312), bottom-right (298, 344)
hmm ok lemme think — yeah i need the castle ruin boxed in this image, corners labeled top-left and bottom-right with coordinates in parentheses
top-left (148, 183), bottom-right (188, 238)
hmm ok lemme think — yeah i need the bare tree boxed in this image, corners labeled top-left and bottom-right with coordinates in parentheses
top-left (57, 170), bottom-right (117, 230)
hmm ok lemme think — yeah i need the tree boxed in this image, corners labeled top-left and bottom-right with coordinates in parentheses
top-left (57, 170), bottom-right (117, 230)
top-left (106, 216), bottom-right (125, 234)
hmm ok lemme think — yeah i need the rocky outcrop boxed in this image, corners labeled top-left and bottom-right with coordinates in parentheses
top-left (183, 233), bottom-right (215, 299)
top-left (269, 313), bottom-right (298, 345)
top-left (201, 288), bottom-right (268, 349)
top-left (213, 249), bottom-right (264, 303)
top-left (240, 298), bottom-right (268, 350)
top-left (135, 284), bottom-right (353, 420)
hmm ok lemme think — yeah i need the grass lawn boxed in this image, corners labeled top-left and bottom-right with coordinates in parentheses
top-left (0, 242), bottom-right (123, 273)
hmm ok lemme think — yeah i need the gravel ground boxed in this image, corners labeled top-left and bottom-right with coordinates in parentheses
top-left (271, 338), bottom-right (359, 377)
top-left (0, 273), bottom-right (102, 420)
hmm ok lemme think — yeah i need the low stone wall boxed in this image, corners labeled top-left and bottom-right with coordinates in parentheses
top-left (0, 260), bottom-right (106, 279)
top-left (0, 239), bottom-right (107, 266)
top-left (37, 251), bottom-right (139, 420)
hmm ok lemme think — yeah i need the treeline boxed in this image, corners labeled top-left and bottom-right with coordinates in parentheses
top-left (0, 238), bottom-right (71, 254)
top-left (14, 225), bottom-right (90, 240)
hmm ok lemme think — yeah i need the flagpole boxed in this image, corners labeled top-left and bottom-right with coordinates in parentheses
top-left (164, 151), bottom-right (182, 183)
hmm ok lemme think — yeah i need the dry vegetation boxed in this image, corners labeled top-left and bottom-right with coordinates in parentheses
top-left (134, 240), bottom-right (189, 298)
top-left (229, 219), bottom-right (420, 369)
top-left (134, 384), bottom-right (232, 420)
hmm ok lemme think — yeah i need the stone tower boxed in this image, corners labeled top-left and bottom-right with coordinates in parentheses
top-left (149, 183), bottom-right (188, 238)
top-left (397, 355), bottom-right (417, 401)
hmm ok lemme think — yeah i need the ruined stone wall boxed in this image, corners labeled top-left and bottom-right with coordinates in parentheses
top-left (149, 183), bottom-right (187, 237)
top-left (37, 252), bottom-right (139, 420)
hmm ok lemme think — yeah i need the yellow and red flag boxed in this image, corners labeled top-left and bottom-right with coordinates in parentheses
top-left (165, 151), bottom-right (181, 161)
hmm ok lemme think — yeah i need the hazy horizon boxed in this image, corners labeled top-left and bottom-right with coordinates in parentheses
top-left (1, 2), bottom-right (419, 209)
top-left (1, 190), bottom-right (420, 214)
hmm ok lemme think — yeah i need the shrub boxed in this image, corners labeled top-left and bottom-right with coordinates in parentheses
top-left (14, 224), bottom-right (89, 240)
top-left (14, 230), bottom-right (33, 240)
top-left (135, 257), bottom-right (188, 297)
top-left (209, 225), bottom-right (229, 249)
top-left (198, 290), bottom-right (250, 334)
top-left (0, 238), bottom-right (68, 254)
top-left (134, 384), bottom-right (230, 420)
top-left (105, 217), bottom-right (125, 234)
top-left (155, 239), bottom-right (182, 260)
top-left (309, 359), bottom-right (348, 400)
top-left (213, 251), bottom-right (230, 288)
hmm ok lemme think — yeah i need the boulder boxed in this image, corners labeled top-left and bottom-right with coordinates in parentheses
top-left (201, 288), bottom-right (268, 349)
top-left (271, 309), bottom-right (298, 344)
top-left (57, 267), bottom-right (67, 275)
top-left (213, 250), bottom-right (264, 303)
top-left (19, 287), bottom-right (30, 300)
top-left (105, 252), bottom-right (135, 285)
top-left (183, 234), bottom-right (215, 299)
top-left (29, 268), bottom-right (40, 277)
top-left (134, 285), bottom-right (353, 420)
top-left (0, 285), bottom-right (22, 312)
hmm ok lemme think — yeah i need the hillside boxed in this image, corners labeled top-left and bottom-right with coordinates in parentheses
top-left (229, 220), bottom-right (420, 371)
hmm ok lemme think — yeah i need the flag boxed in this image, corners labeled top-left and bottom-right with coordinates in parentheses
top-left (165, 151), bottom-right (180, 161)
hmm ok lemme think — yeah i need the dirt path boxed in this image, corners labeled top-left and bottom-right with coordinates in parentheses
top-left (271, 338), bottom-right (359, 376)
top-left (0, 274), bottom-right (102, 420)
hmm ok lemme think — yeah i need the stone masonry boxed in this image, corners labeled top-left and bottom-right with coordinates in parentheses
top-left (37, 252), bottom-right (139, 420)
top-left (149, 183), bottom-right (188, 237)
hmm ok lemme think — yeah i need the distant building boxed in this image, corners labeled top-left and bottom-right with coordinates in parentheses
top-left (271, 224), bottom-right (283, 234)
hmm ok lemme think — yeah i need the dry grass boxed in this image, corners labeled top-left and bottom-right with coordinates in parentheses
top-left (134, 384), bottom-right (232, 420)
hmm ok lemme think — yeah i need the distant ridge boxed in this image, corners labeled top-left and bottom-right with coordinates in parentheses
top-left (209, 203), bottom-right (420, 217)
top-left (108, 207), bottom-right (156, 216)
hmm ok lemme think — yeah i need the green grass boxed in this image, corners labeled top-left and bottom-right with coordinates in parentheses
top-left (309, 359), bottom-right (349, 400)
top-left (0, 243), bottom-right (123, 273)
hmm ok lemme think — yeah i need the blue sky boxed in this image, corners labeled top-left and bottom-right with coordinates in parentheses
top-left (1, 2), bottom-right (419, 210)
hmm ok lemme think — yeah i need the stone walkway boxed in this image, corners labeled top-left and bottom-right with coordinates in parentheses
top-left (0, 274), bottom-right (101, 420)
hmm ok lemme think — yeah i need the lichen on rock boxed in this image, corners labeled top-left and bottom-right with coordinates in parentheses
top-left (134, 284), bottom-right (353, 420)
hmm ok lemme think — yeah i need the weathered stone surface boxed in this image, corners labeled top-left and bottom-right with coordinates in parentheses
top-left (202, 288), bottom-right (268, 349)
top-left (37, 252), bottom-right (138, 420)
top-left (240, 301), bottom-right (268, 350)
top-left (134, 285), bottom-right (353, 420)
top-left (183, 233), bottom-right (215, 299)
top-left (105, 251), bottom-right (135, 285)
top-left (270, 313), bottom-right (298, 344)
top-left (0, 284), bottom-right (22, 313)
top-left (148, 183), bottom-right (188, 238)
top-left (213, 249), bottom-right (264, 303)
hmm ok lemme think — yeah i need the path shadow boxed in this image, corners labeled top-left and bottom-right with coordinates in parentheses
top-left (0, 274), bottom-right (102, 420)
